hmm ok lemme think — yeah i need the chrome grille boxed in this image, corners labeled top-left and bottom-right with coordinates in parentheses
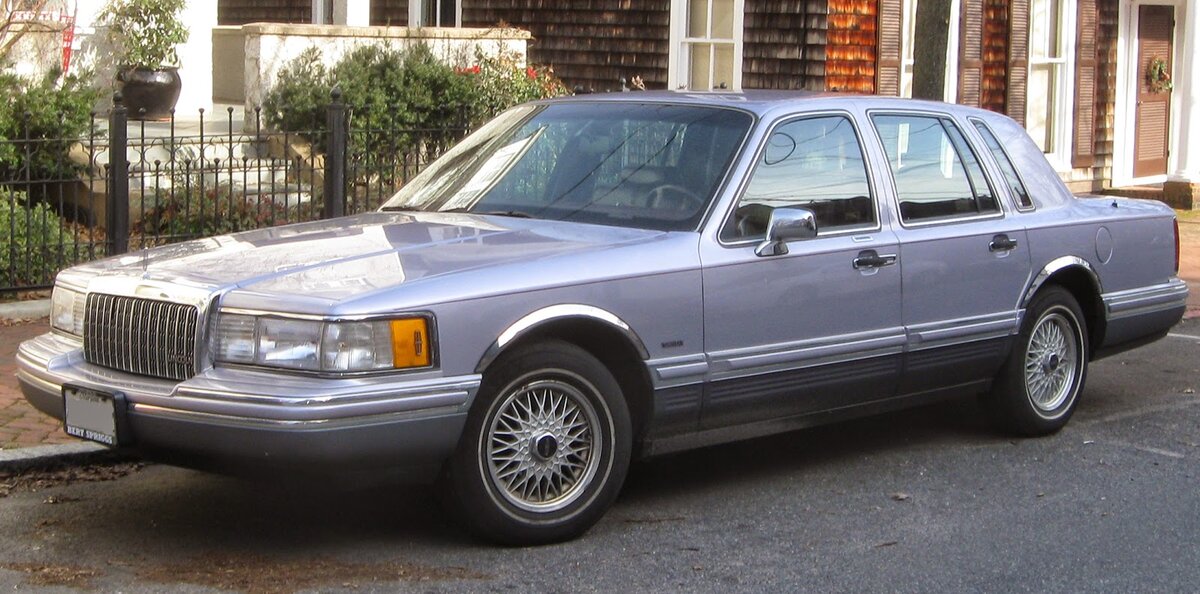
top-left (83, 293), bottom-right (199, 381)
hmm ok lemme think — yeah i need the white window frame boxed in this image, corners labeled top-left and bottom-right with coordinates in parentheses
top-left (899, 0), bottom-right (961, 102)
top-left (668, 0), bottom-right (745, 91)
top-left (1026, 0), bottom-right (1077, 170)
top-left (409, 0), bottom-right (461, 27)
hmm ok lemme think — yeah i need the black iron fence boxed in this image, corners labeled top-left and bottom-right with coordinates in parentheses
top-left (0, 91), bottom-right (471, 293)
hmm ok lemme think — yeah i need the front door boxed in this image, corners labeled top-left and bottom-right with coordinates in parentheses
top-left (699, 114), bottom-right (904, 428)
top-left (1133, 4), bottom-right (1174, 178)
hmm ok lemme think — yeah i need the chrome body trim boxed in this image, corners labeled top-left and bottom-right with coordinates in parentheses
top-left (646, 354), bottom-right (710, 388)
top-left (907, 311), bottom-right (1022, 351)
top-left (475, 304), bottom-right (650, 373)
top-left (1024, 256), bottom-right (1103, 307)
top-left (706, 327), bottom-right (907, 382)
top-left (1103, 279), bottom-right (1190, 320)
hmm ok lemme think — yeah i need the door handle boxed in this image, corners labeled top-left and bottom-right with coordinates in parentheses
top-left (853, 250), bottom-right (897, 270)
top-left (989, 234), bottom-right (1018, 252)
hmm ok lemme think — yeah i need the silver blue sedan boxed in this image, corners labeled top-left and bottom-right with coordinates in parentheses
top-left (18, 92), bottom-right (1187, 544)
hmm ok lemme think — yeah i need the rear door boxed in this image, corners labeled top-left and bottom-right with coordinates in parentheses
top-left (698, 113), bottom-right (904, 428)
top-left (869, 112), bottom-right (1032, 397)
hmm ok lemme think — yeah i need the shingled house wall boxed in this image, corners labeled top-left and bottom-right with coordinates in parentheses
top-left (462, 0), bottom-right (671, 93)
top-left (743, 0), bottom-right (827, 90)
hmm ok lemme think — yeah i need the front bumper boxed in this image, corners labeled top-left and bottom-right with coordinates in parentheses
top-left (17, 332), bottom-right (479, 477)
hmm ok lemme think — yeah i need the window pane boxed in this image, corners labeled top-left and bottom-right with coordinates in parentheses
top-left (1027, 63), bottom-right (1057, 152)
top-left (942, 121), bottom-right (998, 213)
top-left (972, 120), bottom-right (1034, 208)
top-left (712, 0), bottom-right (734, 38)
top-left (713, 44), bottom-right (734, 90)
top-left (873, 114), bottom-right (985, 222)
top-left (689, 43), bottom-right (712, 90)
top-left (441, 0), bottom-right (457, 26)
top-left (688, 0), bottom-right (709, 37)
top-left (728, 116), bottom-right (875, 238)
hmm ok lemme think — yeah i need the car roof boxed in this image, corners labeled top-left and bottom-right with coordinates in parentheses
top-left (539, 90), bottom-right (1002, 121)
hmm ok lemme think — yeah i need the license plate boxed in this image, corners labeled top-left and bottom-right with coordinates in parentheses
top-left (63, 386), bottom-right (120, 446)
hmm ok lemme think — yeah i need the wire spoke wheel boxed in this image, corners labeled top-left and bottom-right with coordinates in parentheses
top-left (1023, 311), bottom-right (1079, 412)
top-left (485, 378), bottom-right (603, 513)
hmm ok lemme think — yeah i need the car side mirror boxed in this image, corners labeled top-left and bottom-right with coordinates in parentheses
top-left (755, 207), bottom-right (818, 257)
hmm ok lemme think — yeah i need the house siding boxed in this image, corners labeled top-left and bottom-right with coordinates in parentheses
top-left (825, 0), bottom-right (876, 93)
top-left (743, 0), bottom-right (827, 90)
top-left (217, 0), bottom-right (311, 26)
top-left (1090, 0), bottom-right (1118, 187)
top-left (462, 0), bottom-right (671, 92)
top-left (981, 0), bottom-right (1009, 112)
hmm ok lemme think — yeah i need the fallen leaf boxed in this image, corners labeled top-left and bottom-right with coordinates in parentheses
top-left (890, 492), bottom-right (911, 502)
top-left (875, 541), bottom-right (899, 548)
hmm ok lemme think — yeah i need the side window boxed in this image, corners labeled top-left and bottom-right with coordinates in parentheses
top-left (872, 114), bottom-right (1000, 223)
top-left (972, 120), bottom-right (1035, 209)
top-left (726, 115), bottom-right (875, 240)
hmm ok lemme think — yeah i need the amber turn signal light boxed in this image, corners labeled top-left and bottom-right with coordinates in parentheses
top-left (390, 318), bottom-right (430, 368)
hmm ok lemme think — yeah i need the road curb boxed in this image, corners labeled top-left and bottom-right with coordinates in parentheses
top-left (0, 442), bottom-right (132, 473)
top-left (0, 299), bottom-right (50, 322)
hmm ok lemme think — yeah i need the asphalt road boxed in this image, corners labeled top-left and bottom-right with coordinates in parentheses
top-left (2, 319), bottom-right (1198, 593)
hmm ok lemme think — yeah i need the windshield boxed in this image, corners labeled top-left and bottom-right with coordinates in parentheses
top-left (381, 102), bottom-right (753, 231)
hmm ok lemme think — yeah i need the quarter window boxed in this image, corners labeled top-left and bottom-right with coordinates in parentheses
top-left (972, 120), bottom-right (1034, 209)
top-left (726, 115), bottom-right (874, 240)
top-left (872, 114), bottom-right (999, 223)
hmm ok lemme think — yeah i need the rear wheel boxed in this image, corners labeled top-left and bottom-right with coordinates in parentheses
top-left (443, 340), bottom-right (631, 545)
top-left (986, 286), bottom-right (1089, 435)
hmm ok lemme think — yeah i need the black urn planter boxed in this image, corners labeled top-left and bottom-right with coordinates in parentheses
top-left (118, 67), bottom-right (182, 120)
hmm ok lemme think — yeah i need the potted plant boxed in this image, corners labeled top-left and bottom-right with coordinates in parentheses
top-left (98, 0), bottom-right (189, 120)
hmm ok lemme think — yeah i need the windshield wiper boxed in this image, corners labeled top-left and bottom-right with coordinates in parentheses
top-left (437, 208), bottom-right (535, 219)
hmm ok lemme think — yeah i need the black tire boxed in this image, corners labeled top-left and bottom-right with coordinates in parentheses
top-left (986, 286), bottom-right (1089, 436)
top-left (442, 340), bottom-right (632, 545)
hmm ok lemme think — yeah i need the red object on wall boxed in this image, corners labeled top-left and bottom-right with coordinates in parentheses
top-left (61, 15), bottom-right (75, 73)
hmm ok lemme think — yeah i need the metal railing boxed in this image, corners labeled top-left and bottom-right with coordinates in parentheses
top-left (0, 91), bottom-right (471, 293)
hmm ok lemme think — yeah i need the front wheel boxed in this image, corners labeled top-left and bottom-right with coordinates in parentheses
top-left (442, 340), bottom-right (631, 545)
top-left (985, 286), bottom-right (1089, 436)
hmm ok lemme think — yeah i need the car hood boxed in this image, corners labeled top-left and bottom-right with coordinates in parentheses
top-left (76, 212), bottom-right (672, 308)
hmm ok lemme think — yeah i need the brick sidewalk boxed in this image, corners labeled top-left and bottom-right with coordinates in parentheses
top-left (0, 319), bottom-right (73, 450)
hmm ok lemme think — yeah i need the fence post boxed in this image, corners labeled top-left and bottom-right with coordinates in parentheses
top-left (107, 93), bottom-right (129, 255)
top-left (323, 86), bottom-right (347, 219)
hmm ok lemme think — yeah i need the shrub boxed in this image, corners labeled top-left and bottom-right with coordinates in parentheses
top-left (260, 47), bottom-right (330, 137)
top-left (0, 190), bottom-right (79, 287)
top-left (464, 48), bottom-right (569, 120)
top-left (262, 43), bottom-right (567, 139)
top-left (0, 69), bottom-right (101, 184)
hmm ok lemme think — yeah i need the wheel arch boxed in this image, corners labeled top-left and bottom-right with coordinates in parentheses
top-left (475, 305), bottom-right (654, 441)
top-left (1023, 256), bottom-right (1106, 356)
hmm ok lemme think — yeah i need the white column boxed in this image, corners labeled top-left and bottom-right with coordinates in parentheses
top-left (173, 1), bottom-right (215, 114)
top-left (332, 0), bottom-right (370, 26)
top-left (1169, 1), bottom-right (1200, 183)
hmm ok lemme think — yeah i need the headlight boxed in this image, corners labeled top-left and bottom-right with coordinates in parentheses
top-left (215, 313), bottom-right (432, 373)
top-left (50, 286), bottom-right (85, 336)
